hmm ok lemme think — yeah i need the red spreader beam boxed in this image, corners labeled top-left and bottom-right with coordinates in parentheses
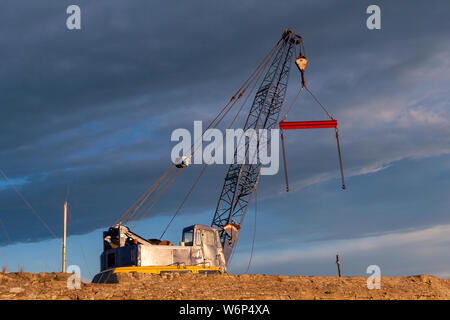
top-left (279, 120), bottom-right (337, 130)
top-left (278, 118), bottom-right (346, 191)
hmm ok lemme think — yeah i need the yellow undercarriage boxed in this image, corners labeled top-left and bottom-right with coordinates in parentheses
top-left (113, 265), bottom-right (223, 274)
top-left (92, 265), bottom-right (223, 283)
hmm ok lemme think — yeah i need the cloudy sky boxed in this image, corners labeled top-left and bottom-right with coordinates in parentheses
top-left (1, 1), bottom-right (449, 280)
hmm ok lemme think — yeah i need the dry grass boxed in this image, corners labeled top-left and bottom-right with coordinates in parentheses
top-left (1, 272), bottom-right (449, 300)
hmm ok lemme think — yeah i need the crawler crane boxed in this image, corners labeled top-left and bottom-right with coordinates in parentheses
top-left (92, 29), bottom-right (345, 283)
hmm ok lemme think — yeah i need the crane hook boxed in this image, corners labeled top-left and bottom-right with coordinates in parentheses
top-left (295, 55), bottom-right (308, 87)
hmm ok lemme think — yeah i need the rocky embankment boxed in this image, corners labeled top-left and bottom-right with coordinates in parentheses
top-left (0, 272), bottom-right (449, 300)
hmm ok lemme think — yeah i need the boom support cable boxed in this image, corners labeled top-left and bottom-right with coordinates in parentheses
top-left (159, 164), bottom-right (208, 239)
top-left (130, 169), bottom-right (183, 229)
top-left (116, 38), bottom-right (284, 227)
top-left (0, 169), bottom-right (59, 240)
top-left (157, 39), bottom-right (276, 238)
top-left (127, 169), bottom-right (179, 222)
top-left (0, 217), bottom-right (11, 244)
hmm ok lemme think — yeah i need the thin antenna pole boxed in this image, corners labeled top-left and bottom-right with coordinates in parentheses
top-left (336, 254), bottom-right (342, 277)
top-left (62, 201), bottom-right (67, 273)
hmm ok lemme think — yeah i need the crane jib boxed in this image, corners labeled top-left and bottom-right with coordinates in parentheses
top-left (211, 29), bottom-right (302, 263)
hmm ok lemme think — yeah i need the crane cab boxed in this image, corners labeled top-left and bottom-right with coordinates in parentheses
top-left (92, 224), bottom-right (226, 283)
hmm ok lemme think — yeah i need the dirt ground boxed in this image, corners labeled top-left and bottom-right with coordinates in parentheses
top-left (0, 272), bottom-right (449, 300)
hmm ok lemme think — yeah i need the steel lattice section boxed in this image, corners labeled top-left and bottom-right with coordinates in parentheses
top-left (211, 33), bottom-right (296, 260)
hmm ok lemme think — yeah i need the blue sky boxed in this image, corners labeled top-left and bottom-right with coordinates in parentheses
top-left (0, 0), bottom-right (450, 280)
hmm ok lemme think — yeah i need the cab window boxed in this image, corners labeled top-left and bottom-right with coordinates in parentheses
top-left (182, 230), bottom-right (194, 246)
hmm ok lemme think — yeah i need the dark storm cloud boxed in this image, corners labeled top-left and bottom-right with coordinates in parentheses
top-left (1, 0), bottom-right (450, 244)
